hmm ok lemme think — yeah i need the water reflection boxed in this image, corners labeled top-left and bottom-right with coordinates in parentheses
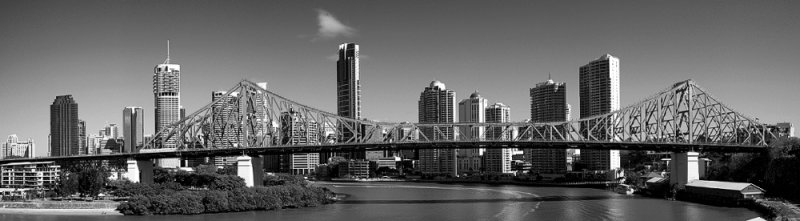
top-left (339, 195), bottom-right (634, 204)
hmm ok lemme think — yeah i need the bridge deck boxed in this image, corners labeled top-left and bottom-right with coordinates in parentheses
top-left (0, 141), bottom-right (765, 164)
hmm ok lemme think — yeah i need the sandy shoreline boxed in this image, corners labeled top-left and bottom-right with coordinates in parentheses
top-left (0, 208), bottom-right (122, 216)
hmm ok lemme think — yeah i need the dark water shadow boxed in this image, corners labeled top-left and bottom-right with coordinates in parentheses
top-left (338, 195), bottom-right (639, 204)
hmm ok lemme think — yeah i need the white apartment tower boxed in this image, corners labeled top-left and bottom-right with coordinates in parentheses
top-left (457, 91), bottom-right (488, 173)
top-left (579, 54), bottom-right (621, 171)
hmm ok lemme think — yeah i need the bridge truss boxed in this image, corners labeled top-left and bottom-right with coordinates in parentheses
top-left (141, 79), bottom-right (775, 153)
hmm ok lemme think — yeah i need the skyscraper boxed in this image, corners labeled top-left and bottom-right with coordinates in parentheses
top-left (484, 103), bottom-right (512, 174)
top-left (2, 135), bottom-right (35, 159)
top-left (457, 91), bottom-right (487, 173)
top-left (123, 107), bottom-right (145, 153)
top-left (154, 41), bottom-right (181, 146)
top-left (418, 80), bottom-right (458, 176)
top-left (152, 41), bottom-right (181, 168)
top-left (336, 43), bottom-right (365, 160)
top-left (50, 95), bottom-right (79, 157)
top-left (579, 54), bottom-right (621, 171)
top-left (528, 79), bottom-right (568, 174)
top-left (211, 91), bottom-right (242, 166)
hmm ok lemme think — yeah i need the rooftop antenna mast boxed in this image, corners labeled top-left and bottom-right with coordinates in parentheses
top-left (164, 40), bottom-right (171, 64)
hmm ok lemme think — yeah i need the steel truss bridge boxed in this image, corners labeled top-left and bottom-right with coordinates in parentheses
top-left (0, 79), bottom-right (777, 164)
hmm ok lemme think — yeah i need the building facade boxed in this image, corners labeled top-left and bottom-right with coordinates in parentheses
top-left (457, 91), bottom-right (488, 174)
top-left (2, 135), bottom-right (35, 159)
top-left (336, 43), bottom-right (366, 160)
top-left (528, 79), bottom-right (568, 174)
top-left (579, 54), bottom-right (621, 171)
top-left (50, 95), bottom-right (79, 157)
top-left (1, 161), bottom-right (60, 189)
top-left (418, 80), bottom-right (458, 176)
top-left (123, 107), bottom-right (145, 153)
top-left (152, 42), bottom-right (181, 168)
top-left (484, 103), bottom-right (512, 174)
top-left (281, 109), bottom-right (321, 175)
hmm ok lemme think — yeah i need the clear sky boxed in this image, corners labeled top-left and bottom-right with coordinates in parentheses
top-left (1, 1), bottom-right (798, 157)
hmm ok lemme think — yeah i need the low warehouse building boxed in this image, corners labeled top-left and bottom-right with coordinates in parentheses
top-left (681, 180), bottom-right (765, 206)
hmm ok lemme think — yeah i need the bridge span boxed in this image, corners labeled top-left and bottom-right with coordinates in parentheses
top-left (0, 79), bottom-right (778, 188)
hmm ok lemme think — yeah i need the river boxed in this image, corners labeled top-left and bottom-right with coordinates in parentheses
top-left (1, 182), bottom-right (762, 221)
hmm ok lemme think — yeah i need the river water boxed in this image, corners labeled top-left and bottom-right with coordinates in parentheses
top-left (1, 182), bottom-right (762, 221)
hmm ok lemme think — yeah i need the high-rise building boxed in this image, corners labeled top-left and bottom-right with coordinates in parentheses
top-left (527, 79), bottom-right (568, 174)
top-left (418, 80), bottom-right (458, 176)
top-left (211, 91), bottom-right (243, 166)
top-left (123, 107), bottom-right (145, 153)
top-left (2, 134), bottom-right (35, 159)
top-left (150, 41), bottom-right (181, 168)
top-left (336, 43), bottom-right (365, 160)
top-left (78, 120), bottom-right (87, 155)
top-left (457, 91), bottom-right (487, 174)
top-left (281, 109), bottom-right (320, 175)
top-left (50, 95), bottom-right (79, 157)
top-left (579, 54), bottom-right (621, 171)
top-left (485, 103), bottom-right (512, 174)
top-left (104, 123), bottom-right (119, 139)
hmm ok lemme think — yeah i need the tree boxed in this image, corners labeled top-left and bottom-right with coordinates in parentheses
top-left (195, 164), bottom-right (218, 174)
top-left (55, 172), bottom-right (79, 197)
top-left (77, 167), bottom-right (110, 198)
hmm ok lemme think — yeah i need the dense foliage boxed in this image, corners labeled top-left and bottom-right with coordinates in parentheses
top-left (705, 137), bottom-right (800, 201)
top-left (55, 163), bottom-right (111, 198)
top-left (114, 166), bottom-right (334, 215)
top-left (115, 182), bottom-right (333, 215)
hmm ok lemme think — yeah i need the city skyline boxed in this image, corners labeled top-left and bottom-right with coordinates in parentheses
top-left (1, 1), bottom-right (799, 157)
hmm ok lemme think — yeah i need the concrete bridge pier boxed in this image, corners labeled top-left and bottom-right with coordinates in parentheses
top-left (669, 151), bottom-right (700, 188)
top-left (123, 158), bottom-right (154, 184)
top-left (237, 156), bottom-right (264, 187)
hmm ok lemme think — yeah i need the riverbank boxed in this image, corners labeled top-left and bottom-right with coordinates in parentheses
top-left (750, 199), bottom-right (800, 221)
top-left (0, 200), bottom-right (122, 215)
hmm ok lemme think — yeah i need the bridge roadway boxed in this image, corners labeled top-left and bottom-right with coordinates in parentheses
top-left (0, 141), bottom-right (766, 164)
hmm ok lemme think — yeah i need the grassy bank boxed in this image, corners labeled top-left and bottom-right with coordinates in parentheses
top-left (0, 200), bottom-right (119, 209)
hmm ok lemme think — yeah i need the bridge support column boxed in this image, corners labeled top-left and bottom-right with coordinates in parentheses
top-left (669, 151), bottom-right (699, 188)
top-left (123, 159), bottom-right (153, 184)
top-left (237, 156), bottom-right (264, 187)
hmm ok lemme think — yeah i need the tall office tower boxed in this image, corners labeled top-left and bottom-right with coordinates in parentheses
top-left (336, 43), bottom-right (365, 160)
top-left (527, 79), bottom-right (568, 174)
top-left (457, 91), bottom-right (488, 174)
top-left (418, 80), bottom-right (458, 176)
top-left (78, 120), bottom-right (86, 155)
top-left (50, 95), bottom-right (79, 157)
top-left (280, 109), bottom-right (320, 175)
top-left (484, 103), bottom-right (512, 174)
top-left (579, 54), bottom-right (621, 171)
top-left (150, 41), bottom-right (181, 168)
top-left (153, 41), bottom-right (181, 146)
top-left (211, 91), bottom-right (242, 166)
top-left (123, 107), bottom-right (145, 153)
top-left (2, 135), bottom-right (35, 159)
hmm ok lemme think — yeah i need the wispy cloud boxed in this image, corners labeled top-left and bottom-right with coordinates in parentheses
top-left (315, 9), bottom-right (356, 40)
